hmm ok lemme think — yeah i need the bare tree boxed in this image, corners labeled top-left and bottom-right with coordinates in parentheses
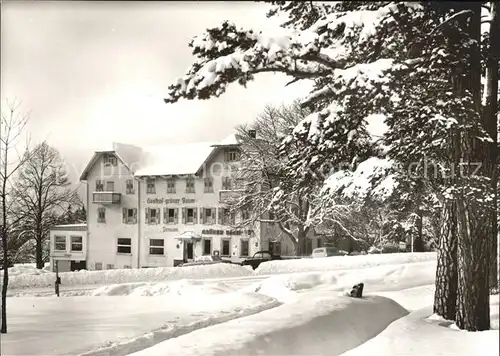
top-left (1, 99), bottom-right (31, 334)
top-left (12, 142), bottom-right (79, 269)
top-left (227, 101), bottom-right (319, 255)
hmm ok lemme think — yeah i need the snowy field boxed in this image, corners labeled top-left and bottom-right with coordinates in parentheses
top-left (1, 252), bottom-right (498, 356)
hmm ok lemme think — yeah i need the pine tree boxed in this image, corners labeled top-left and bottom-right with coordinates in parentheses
top-left (163, 1), bottom-right (496, 330)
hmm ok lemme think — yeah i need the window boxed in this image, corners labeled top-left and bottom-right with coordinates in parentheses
top-left (185, 177), bottom-right (195, 193)
top-left (167, 178), bottom-right (176, 193)
top-left (204, 177), bottom-right (214, 193)
top-left (123, 265), bottom-right (131, 269)
top-left (241, 209), bottom-right (250, 221)
top-left (122, 208), bottom-right (137, 224)
top-left (95, 180), bottom-right (104, 192)
top-left (203, 239), bottom-right (212, 255)
top-left (221, 239), bottom-right (231, 257)
top-left (225, 148), bottom-right (240, 162)
top-left (221, 208), bottom-right (235, 226)
top-left (54, 235), bottom-right (66, 251)
top-left (106, 264), bottom-right (114, 270)
top-left (70, 235), bottom-right (83, 252)
top-left (97, 207), bottom-right (106, 223)
top-left (317, 238), bottom-right (323, 248)
top-left (117, 238), bottom-right (132, 254)
top-left (202, 208), bottom-right (215, 225)
top-left (95, 262), bottom-right (103, 270)
top-left (103, 154), bottom-right (117, 166)
top-left (240, 240), bottom-right (249, 257)
top-left (163, 208), bottom-right (178, 224)
top-left (185, 208), bottom-right (196, 224)
top-left (106, 181), bottom-right (114, 192)
top-left (126, 179), bottom-right (134, 194)
top-left (270, 241), bottom-right (281, 255)
top-left (146, 208), bottom-right (160, 224)
top-left (147, 178), bottom-right (156, 194)
top-left (222, 177), bottom-right (232, 190)
top-left (149, 239), bottom-right (165, 255)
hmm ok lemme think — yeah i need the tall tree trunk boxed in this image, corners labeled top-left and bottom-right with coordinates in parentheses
top-left (296, 225), bottom-right (307, 256)
top-left (455, 3), bottom-right (491, 331)
top-left (35, 237), bottom-right (44, 269)
top-left (433, 203), bottom-right (458, 320)
top-left (485, 0), bottom-right (499, 293)
top-left (414, 209), bottom-right (425, 252)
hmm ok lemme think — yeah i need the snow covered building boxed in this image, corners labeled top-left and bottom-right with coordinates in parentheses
top-left (75, 134), bottom-right (270, 270)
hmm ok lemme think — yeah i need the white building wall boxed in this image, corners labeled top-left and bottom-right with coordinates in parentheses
top-left (86, 154), bottom-right (138, 270)
top-left (138, 148), bottom-right (260, 267)
top-left (49, 227), bottom-right (87, 272)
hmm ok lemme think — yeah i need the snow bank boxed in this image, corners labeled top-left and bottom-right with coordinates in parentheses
top-left (340, 295), bottom-right (499, 356)
top-left (91, 279), bottom-right (236, 297)
top-left (128, 292), bottom-right (408, 356)
top-left (2, 293), bottom-right (280, 356)
top-left (0, 264), bottom-right (51, 277)
top-left (246, 260), bottom-right (436, 303)
top-left (255, 252), bottom-right (437, 275)
top-left (7, 263), bottom-right (253, 289)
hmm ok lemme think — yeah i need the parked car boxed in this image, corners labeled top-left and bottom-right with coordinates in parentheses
top-left (177, 255), bottom-right (233, 267)
top-left (241, 251), bottom-right (282, 270)
top-left (311, 247), bottom-right (348, 258)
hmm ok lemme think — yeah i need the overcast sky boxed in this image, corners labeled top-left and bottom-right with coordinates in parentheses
top-left (2, 1), bottom-right (312, 185)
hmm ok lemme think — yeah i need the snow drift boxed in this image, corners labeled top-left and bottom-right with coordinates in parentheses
top-left (254, 252), bottom-right (437, 275)
top-left (339, 295), bottom-right (500, 356)
top-left (128, 293), bottom-right (409, 356)
top-left (7, 263), bottom-right (253, 289)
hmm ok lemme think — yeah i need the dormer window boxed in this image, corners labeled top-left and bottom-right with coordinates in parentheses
top-left (225, 148), bottom-right (240, 162)
top-left (103, 154), bottom-right (117, 166)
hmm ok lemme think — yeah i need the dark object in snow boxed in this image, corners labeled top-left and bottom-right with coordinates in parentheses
top-left (350, 283), bottom-right (364, 298)
top-left (240, 250), bottom-right (282, 270)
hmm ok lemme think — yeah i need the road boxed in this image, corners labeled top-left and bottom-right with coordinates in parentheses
top-left (6, 274), bottom-right (270, 297)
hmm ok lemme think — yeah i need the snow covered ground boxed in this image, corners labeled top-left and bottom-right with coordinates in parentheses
top-left (5, 252), bottom-right (436, 291)
top-left (1, 292), bottom-right (279, 356)
top-left (3, 252), bottom-right (498, 356)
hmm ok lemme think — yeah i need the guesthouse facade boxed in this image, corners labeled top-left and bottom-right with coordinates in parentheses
top-left (68, 134), bottom-right (270, 270)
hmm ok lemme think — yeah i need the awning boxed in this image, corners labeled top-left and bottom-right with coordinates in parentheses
top-left (175, 231), bottom-right (201, 241)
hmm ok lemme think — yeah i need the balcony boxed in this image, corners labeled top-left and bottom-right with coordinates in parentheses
top-left (93, 192), bottom-right (121, 204)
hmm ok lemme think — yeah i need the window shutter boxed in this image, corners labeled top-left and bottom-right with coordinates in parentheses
top-left (122, 208), bottom-right (127, 224)
top-left (146, 208), bottom-right (150, 225)
top-left (182, 208), bottom-right (186, 224)
top-left (133, 209), bottom-right (137, 224)
top-left (202, 208), bottom-right (206, 224)
top-left (163, 207), bottom-right (167, 224)
top-left (195, 208), bottom-right (199, 224)
top-left (156, 208), bottom-right (160, 224)
top-left (218, 208), bottom-right (223, 225)
top-left (211, 208), bottom-right (216, 225)
top-left (174, 208), bottom-right (179, 224)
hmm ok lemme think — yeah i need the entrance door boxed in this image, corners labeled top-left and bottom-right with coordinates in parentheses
top-left (185, 242), bottom-right (194, 261)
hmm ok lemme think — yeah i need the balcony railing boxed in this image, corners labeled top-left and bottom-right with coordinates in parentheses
top-left (219, 189), bottom-right (244, 204)
top-left (93, 192), bottom-right (121, 204)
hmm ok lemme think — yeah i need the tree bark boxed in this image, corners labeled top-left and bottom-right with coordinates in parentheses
top-left (35, 237), bottom-right (44, 269)
top-left (414, 209), bottom-right (425, 252)
top-left (485, 0), bottom-right (499, 293)
top-left (454, 2), bottom-right (491, 331)
top-left (296, 225), bottom-right (307, 256)
top-left (433, 203), bottom-right (458, 320)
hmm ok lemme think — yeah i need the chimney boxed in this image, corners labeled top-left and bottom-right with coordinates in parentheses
top-left (248, 129), bottom-right (256, 138)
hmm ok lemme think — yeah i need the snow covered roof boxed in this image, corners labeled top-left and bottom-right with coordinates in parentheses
top-left (134, 142), bottom-right (217, 177)
top-left (211, 133), bottom-right (240, 147)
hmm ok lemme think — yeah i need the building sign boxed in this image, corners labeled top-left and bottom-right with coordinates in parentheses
top-left (201, 229), bottom-right (254, 236)
top-left (147, 197), bottom-right (196, 205)
top-left (163, 227), bottom-right (179, 233)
